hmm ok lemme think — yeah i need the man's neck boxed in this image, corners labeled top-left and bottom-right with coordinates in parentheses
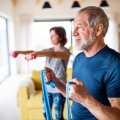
top-left (84, 41), bottom-right (106, 57)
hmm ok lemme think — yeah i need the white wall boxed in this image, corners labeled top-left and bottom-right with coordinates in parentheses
top-left (14, 0), bottom-right (120, 20)
top-left (0, 0), bottom-right (13, 17)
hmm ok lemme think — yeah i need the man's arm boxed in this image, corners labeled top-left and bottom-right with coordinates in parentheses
top-left (83, 96), bottom-right (120, 120)
top-left (45, 67), bottom-right (66, 97)
top-left (69, 79), bottom-right (120, 120)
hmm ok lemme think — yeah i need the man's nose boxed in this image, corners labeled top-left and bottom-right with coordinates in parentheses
top-left (72, 29), bottom-right (79, 36)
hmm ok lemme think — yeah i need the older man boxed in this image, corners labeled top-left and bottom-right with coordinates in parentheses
top-left (45, 6), bottom-right (120, 120)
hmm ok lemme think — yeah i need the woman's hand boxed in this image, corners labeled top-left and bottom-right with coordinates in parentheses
top-left (25, 53), bottom-right (37, 61)
top-left (10, 51), bottom-right (19, 58)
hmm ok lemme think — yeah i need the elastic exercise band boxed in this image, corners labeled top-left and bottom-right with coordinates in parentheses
top-left (41, 69), bottom-right (73, 120)
top-left (66, 82), bottom-right (74, 120)
top-left (47, 81), bottom-right (56, 88)
top-left (40, 70), bottom-right (52, 120)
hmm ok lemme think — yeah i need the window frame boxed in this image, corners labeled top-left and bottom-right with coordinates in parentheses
top-left (0, 16), bottom-right (10, 82)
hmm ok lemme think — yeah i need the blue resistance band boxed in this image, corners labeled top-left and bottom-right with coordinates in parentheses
top-left (41, 69), bottom-right (73, 120)
top-left (66, 82), bottom-right (74, 120)
top-left (40, 70), bottom-right (55, 120)
top-left (47, 80), bottom-right (56, 88)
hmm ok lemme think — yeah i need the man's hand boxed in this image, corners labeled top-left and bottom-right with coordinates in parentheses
top-left (69, 78), bottom-right (90, 104)
top-left (45, 67), bottom-right (57, 83)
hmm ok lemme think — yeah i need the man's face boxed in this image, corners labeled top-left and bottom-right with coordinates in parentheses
top-left (73, 12), bottom-right (96, 51)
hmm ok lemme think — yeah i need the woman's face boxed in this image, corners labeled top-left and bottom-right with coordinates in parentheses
top-left (50, 30), bottom-right (61, 45)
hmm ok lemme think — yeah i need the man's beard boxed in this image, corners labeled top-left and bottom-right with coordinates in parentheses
top-left (75, 32), bottom-right (96, 51)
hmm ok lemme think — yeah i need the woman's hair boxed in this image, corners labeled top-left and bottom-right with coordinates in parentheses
top-left (50, 26), bottom-right (67, 46)
top-left (78, 6), bottom-right (109, 37)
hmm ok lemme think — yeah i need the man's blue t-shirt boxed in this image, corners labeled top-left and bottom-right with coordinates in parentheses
top-left (72, 45), bottom-right (120, 120)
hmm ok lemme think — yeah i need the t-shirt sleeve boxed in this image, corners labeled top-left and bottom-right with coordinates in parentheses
top-left (63, 48), bottom-right (71, 58)
top-left (72, 55), bottom-right (77, 79)
top-left (72, 53), bottom-right (83, 79)
top-left (106, 63), bottom-right (120, 98)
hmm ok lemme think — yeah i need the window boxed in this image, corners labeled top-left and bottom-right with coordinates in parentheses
top-left (0, 16), bottom-right (10, 82)
top-left (32, 20), bottom-right (73, 50)
top-left (105, 20), bottom-right (115, 49)
top-left (29, 20), bottom-right (73, 70)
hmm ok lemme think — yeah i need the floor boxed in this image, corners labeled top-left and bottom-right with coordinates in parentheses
top-left (0, 74), bottom-right (29, 120)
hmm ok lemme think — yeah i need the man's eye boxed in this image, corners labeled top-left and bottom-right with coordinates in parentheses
top-left (78, 26), bottom-right (84, 30)
top-left (78, 26), bottom-right (82, 29)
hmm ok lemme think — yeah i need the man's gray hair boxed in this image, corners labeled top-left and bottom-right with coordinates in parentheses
top-left (78, 6), bottom-right (109, 37)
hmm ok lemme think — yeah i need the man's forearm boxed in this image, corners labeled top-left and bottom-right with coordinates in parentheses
top-left (54, 78), bottom-right (66, 97)
top-left (83, 95), bottom-right (120, 120)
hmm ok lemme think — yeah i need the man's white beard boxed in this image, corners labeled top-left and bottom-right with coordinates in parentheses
top-left (75, 40), bottom-right (87, 51)
top-left (75, 32), bottom-right (96, 51)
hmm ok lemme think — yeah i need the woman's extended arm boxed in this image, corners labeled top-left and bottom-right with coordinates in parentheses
top-left (25, 49), bottom-right (70, 61)
top-left (10, 50), bottom-right (34, 58)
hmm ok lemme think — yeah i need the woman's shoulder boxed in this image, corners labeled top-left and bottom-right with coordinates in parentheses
top-left (62, 47), bottom-right (70, 52)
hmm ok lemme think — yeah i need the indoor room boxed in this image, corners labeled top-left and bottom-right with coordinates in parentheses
top-left (0, 0), bottom-right (120, 120)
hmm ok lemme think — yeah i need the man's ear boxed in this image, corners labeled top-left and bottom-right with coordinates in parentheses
top-left (95, 23), bottom-right (104, 36)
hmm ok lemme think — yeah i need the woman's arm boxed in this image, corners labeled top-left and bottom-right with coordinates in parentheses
top-left (34, 49), bottom-right (70, 59)
top-left (25, 49), bottom-right (70, 61)
top-left (13, 50), bottom-right (34, 55)
top-left (10, 50), bottom-right (34, 58)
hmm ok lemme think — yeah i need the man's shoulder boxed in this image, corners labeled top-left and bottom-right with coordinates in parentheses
top-left (103, 46), bottom-right (120, 70)
top-left (106, 46), bottom-right (120, 63)
top-left (107, 46), bottom-right (120, 55)
top-left (75, 51), bottom-right (84, 59)
top-left (73, 52), bottom-right (84, 64)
